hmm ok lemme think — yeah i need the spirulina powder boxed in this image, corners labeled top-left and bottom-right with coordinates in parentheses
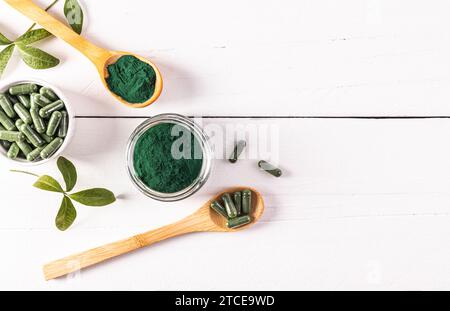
top-left (106, 55), bottom-right (156, 103)
top-left (133, 123), bottom-right (203, 193)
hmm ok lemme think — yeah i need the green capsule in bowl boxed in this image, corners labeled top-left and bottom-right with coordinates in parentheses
top-left (0, 79), bottom-right (75, 166)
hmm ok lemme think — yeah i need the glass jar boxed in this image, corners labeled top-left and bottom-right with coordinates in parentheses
top-left (126, 113), bottom-right (213, 201)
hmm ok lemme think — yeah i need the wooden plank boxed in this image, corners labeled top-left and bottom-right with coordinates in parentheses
top-left (1, 1), bottom-right (450, 116)
top-left (1, 118), bottom-right (450, 289)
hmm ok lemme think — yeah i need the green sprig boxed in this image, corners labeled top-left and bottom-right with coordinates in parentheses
top-left (11, 156), bottom-right (116, 231)
top-left (0, 0), bottom-right (84, 78)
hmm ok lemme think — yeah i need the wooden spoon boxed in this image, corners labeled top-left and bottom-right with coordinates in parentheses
top-left (43, 187), bottom-right (264, 280)
top-left (4, 0), bottom-right (163, 108)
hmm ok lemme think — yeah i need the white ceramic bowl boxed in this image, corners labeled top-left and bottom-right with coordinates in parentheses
top-left (0, 78), bottom-right (75, 166)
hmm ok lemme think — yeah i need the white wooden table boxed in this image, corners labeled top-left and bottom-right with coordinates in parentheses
top-left (1, 0), bottom-right (450, 290)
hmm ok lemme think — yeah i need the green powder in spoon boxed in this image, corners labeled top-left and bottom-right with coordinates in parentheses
top-left (106, 55), bottom-right (156, 103)
top-left (133, 123), bottom-right (204, 193)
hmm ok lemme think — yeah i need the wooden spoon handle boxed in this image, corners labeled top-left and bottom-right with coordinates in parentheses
top-left (43, 215), bottom-right (202, 280)
top-left (4, 0), bottom-right (111, 65)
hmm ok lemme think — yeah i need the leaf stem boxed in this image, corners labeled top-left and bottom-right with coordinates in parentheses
top-left (24, 0), bottom-right (60, 34)
top-left (10, 169), bottom-right (40, 177)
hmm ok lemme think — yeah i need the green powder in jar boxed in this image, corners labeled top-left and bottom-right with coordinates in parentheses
top-left (133, 123), bottom-right (204, 193)
top-left (106, 55), bottom-right (156, 104)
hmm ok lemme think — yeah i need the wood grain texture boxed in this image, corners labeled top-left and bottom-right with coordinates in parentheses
top-left (1, 0), bottom-right (450, 290)
top-left (1, 0), bottom-right (450, 116)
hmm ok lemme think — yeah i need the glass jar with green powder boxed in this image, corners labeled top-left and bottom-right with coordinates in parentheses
top-left (126, 114), bottom-right (212, 201)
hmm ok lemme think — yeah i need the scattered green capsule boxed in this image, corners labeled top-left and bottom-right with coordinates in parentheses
top-left (222, 193), bottom-right (238, 218)
top-left (57, 111), bottom-right (68, 138)
top-left (242, 190), bottom-right (252, 215)
top-left (0, 124), bottom-right (11, 150)
top-left (233, 191), bottom-right (242, 216)
top-left (30, 108), bottom-right (46, 133)
top-left (14, 103), bottom-right (32, 124)
top-left (16, 140), bottom-right (33, 156)
top-left (17, 95), bottom-right (31, 109)
top-left (40, 137), bottom-right (63, 159)
top-left (19, 124), bottom-right (44, 147)
top-left (40, 132), bottom-right (54, 143)
top-left (0, 93), bottom-right (16, 118)
top-left (27, 146), bottom-right (45, 162)
top-left (258, 160), bottom-right (282, 177)
top-left (0, 110), bottom-right (15, 130)
top-left (39, 87), bottom-right (58, 101)
top-left (227, 215), bottom-right (252, 229)
top-left (0, 130), bottom-right (25, 142)
top-left (6, 143), bottom-right (20, 159)
top-left (210, 200), bottom-right (228, 219)
top-left (229, 140), bottom-right (246, 163)
top-left (31, 93), bottom-right (52, 108)
top-left (46, 111), bottom-right (62, 137)
top-left (9, 83), bottom-right (38, 95)
top-left (39, 100), bottom-right (64, 118)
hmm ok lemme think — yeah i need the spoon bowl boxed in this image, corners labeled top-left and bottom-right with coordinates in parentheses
top-left (43, 187), bottom-right (264, 280)
top-left (5, 0), bottom-right (163, 108)
top-left (204, 187), bottom-right (265, 231)
top-left (100, 52), bottom-right (163, 108)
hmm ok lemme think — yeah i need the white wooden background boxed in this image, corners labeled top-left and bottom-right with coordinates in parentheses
top-left (1, 0), bottom-right (450, 290)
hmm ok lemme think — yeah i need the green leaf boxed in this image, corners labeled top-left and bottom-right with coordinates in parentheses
top-left (0, 32), bottom-right (12, 45)
top-left (33, 175), bottom-right (64, 193)
top-left (64, 0), bottom-right (84, 34)
top-left (15, 29), bottom-right (52, 46)
top-left (0, 45), bottom-right (14, 78)
top-left (55, 196), bottom-right (77, 231)
top-left (16, 45), bottom-right (60, 69)
top-left (57, 157), bottom-right (77, 192)
top-left (69, 188), bottom-right (116, 207)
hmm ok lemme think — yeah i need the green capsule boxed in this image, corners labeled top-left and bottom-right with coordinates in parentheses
top-left (19, 124), bottom-right (44, 147)
top-left (0, 130), bottom-right (25, 142)
top-left (39, 87), bottom-right (58, 101)
top-left (0, 110), bottom-right (15, 130)
top-left (227, 215), bottom-right (252, 229)
top-left (27, 146), bottom-right (45, 162)
top-left (242, 190), bottom-right (252, 215)
top-left (222, 193), bottom-right (238, 218)
top-left (233, 191), bottom-right (242, 216)
top-left (16, 140), bottom-right (33, 156)
top-left (210, 200), bottom-right (228, 219)
top-left (40, 132), bottom-right (54, 143)
top-left (0, 93), bottom-right (16, 118)
top-left (40, 137), bottom-right (63, 159)
top-left (30, 108), bottom-right (46, 134)
top-left (9, 83), bottom-right (38, 95)
top-left (0, 124), bottom-right (11, 150)
top-left (258, 160), bottom-right (282, 177)
top-left (6, 143), bottom-right (20, 159)
top-left (17, 95), bottom-right (31, 109)
top-left (14, 103), bottom-right (32, 124)
top-left (46, 111), bottom-right (62, 137)
top-left (229, 140), bottom-right (246, 163)
top-left (31, 93), bottom-right (52, 108)
top-left (57, 111), bottom-right (68, 138)
top-left (39, 100), bottom-right (64, 118)
top-left (30, 93), bottom-right (39, 109)
top-left (15, 119), bottom-right (24, 129)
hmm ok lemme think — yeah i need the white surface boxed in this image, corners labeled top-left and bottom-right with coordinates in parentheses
top-left (1, 0), bottom-right (450, 290)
